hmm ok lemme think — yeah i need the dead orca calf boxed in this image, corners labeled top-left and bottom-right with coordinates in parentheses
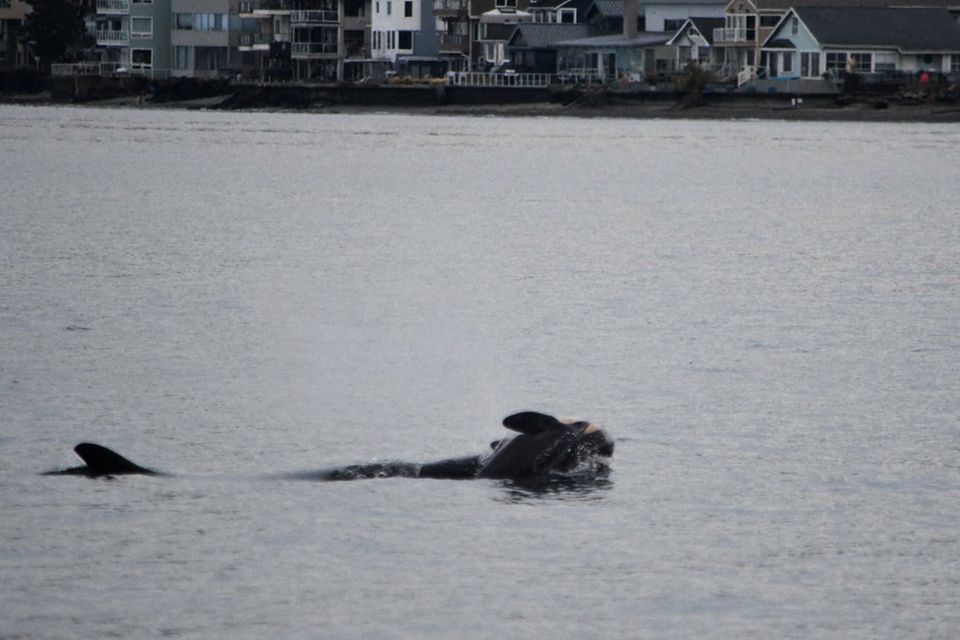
top-left (46, 411), bottom-right (614, 480)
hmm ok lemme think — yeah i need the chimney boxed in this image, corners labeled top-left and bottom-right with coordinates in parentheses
top-left (623, 0), bottom-right (638, 39)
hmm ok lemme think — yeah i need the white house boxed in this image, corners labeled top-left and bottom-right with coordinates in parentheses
top-left (371, 0), bottom-right (438, 64)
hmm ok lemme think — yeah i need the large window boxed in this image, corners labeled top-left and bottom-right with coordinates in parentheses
top-left (825, 52), bottom-right (846, 72)
top-left (131, 17), bottom-right (152, 38)
top-left (850, 53), bottom-right (871, 72)
top-left (174, 46), bottom-right (190, 70)
top-left (131, 48), bottom-right (152, 69)
top-left (195, 14), bottom-right (228, 31)
top-left (800, 51), bottom-right (819, 77)
top-left (175, 13), bottom-right (227, 31)
top-left (404, 0), bottom-right (412, 17)
top-left (398, 30), bottom-right (412, 49)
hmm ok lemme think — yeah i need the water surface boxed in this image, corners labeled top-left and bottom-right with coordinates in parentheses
top-left (1, 105), bottom-right (959, 638)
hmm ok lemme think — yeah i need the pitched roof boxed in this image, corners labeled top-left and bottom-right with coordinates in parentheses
top-left (689, 17), bottom-right (725, 44)
top-left (748, 0), bottom-right (960, 10)
top-left (589, 0), bottom-right (628, 16)
top-left (555, 31), bottom-right (670, 47)
top-left (508, 23), bottom-right (598, 47)
top-left (794, 6), bottom-right (960, 50)
top-left (483, 22), bottom-right (519, 40)
top-left (527, 0), bottom-right (572, 9)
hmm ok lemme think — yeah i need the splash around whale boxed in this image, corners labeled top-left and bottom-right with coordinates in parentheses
top-left (46, 411), bottom-right (614, 481)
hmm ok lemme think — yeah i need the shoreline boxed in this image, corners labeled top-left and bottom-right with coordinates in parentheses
top-left (4, 89), bottom-right (960, 123)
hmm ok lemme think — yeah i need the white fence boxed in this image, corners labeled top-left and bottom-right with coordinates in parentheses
top-left (447, 72), bottom-right (552, 88)
top-left (50, 63), bottom-right (171, 79)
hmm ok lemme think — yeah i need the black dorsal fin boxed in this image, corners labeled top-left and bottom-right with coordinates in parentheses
top-left (502, 411), bottom-right (564, 435)
top-left (74, 443), bottom-right (155, 476)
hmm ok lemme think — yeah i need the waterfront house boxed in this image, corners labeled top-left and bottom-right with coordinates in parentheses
top-left (760, 6), bottom-right (960, 81)
top-left (507, 22), bottom-right (596, 71)
top-left (641, 0), bottom-right (725, 32)
top-left (235, 0), bottom-right (372, 82)
top-left (555, 30), bottom-right (669, 81)
top-left (371, 0), bottom-right (438, 69)
top-left (527, 0), bottom-right (594, 24)
top-left (665, 16), bottom-right (723, 69)
top-left (94, 0), bottom-right (172, 77)
top-left (714, 0), bottom-right (960, 86)
top-left (0, 0), bottom-right (29, 69)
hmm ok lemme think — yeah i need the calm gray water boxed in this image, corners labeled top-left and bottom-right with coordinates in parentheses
top-left (1, 104), bottom-right (959, 639)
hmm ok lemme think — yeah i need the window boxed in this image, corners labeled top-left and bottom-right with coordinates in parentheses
top-left (496, 0), bottom-right (517, 7)
top-left (781, 51), bottom-right (792, 73)
top-left (759, 15), bottom-right (778, 27)
top-left (791, 17), bottom-right (798, 35)
top-left (398, 30), bottom-right (412, 49)
top-left (404, 0), bottom-right (412, 17)
top-left (131, 48), bottom-right (152, 68)
top-left (664, 19), bottom-right (685, 32)
top-left (951, 54), bottom-right (960, 72)
top-left (174, 46), bottom-right (190, 70)
top-left (131, 17), bottom-right (152, 38)
top-left (375, 0), bottom-right (379, 12)
top-left (175, 13), bottom-right (193, 30)
top-left (850, 52), bottom-right (871, 72)
top-left (559, 8), bottom-right (575, 23)
top-left (386, 1), bottom-right (391, 14)
top-left (800, 51), bottom-right (819, 77)
top-left (192, 13), bottom-right (227, 31)
top-left (825, 52), bottom-right (846, 72)
top-left (132, 0), bottom-right (152, 3)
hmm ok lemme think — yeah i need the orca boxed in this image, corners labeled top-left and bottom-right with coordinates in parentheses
top-left (46, 411), bottom-right (614, 481)
top-left (45, 442), bottom-right (160, 478)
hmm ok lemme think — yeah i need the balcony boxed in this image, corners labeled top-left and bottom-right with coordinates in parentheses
top-left (96, 0), bottom-right (129, 15)
top-left (713, 27), bottom-right (753, 44)
top-left (438, 33), bottom-right (469, 54)
top-left (291, 41), bottom-right (339, 57)
top-left (96, 29), bottom-right (129, 45)
top-left (291, 9), bottom-right (339, 23)
top-left (238, 32), bottom-right (272, 51)
top-left (434, 0), bottom-right (468, 17)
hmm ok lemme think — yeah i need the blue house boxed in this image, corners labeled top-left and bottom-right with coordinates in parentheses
top-left (760, 6), bottom-right (960, 80)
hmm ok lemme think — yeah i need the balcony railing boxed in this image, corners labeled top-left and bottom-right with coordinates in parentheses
top-left (291, 9), bottom-right (339, 23)
top-left (291, 42), bottom-right (339, 57)
top-left (713, 27), bottom-right (752, 44)
top-left (434, 0), bottom-right (468, 13)
top-left (96, 0), bottom-right (129, 14)
top-left (239, 33), bottom-right (272, 47)
top-left (438, 33), bottom-right (469, 53)
top-left (447, 72), bottom-right (552, 87)
top-left (96, 29), bottom-right (130, 45)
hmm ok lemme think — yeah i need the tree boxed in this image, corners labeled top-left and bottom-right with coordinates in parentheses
top-left (21, 0), bottom-right (88, 65)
